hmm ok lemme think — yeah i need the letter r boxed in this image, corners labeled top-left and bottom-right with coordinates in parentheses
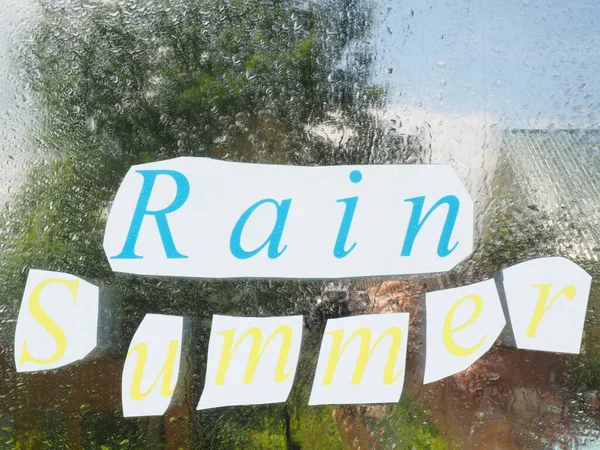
top-left (112, 169), bottom-right (190, 260)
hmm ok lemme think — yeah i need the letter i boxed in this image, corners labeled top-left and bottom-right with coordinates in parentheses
top-left (334, 170), bottom-right (362, 258)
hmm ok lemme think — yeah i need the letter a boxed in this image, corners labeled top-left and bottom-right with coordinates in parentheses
top-left (230, 198), bottom-right (291, 259)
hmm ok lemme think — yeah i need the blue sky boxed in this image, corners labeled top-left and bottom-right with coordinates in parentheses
top-left (370, 0), bottom-right (600, 129)
top-left (1, 0), bottom-right (599, 202)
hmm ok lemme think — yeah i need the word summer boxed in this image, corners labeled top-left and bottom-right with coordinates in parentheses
top-left (103, 158), bottom-right (474, 279)
top-left (15, 257), bottom-right (590, 417)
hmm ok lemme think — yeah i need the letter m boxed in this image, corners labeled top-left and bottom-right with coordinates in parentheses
top-left (322, 327), bottom-right (403, 385)
top-left (215, 325), bottom-right (294, 385)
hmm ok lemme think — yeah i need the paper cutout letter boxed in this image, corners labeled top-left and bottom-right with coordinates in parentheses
top-left (502, 257), bottom-right (591, 354)
top-left (197, 315), bottom-right (303, 409)
top-left (197, 315), bottom-right (302, 409)
top-left (104, 158), bottom-right (474, 278)
top-left (122, 314), bottom-right (183, 417)
top-left (14, 269), bottom-right (99, 373)
top-left (308, 313), bottom-right (409, 405)
top-left (423, 279), bottom-right (506, 384)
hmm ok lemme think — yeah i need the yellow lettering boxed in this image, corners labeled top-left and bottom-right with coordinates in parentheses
top-left (322, 327), bottom-right (403, 385)
top-left (20, 277), bottom-right (80, 366)
top-left (526, 284), bottom-right (576, 338)
top-left (442, 294), bottom-right (488, 357)
top-left (215, 325), bottom-right (294, 385)
top-left (127, 340), bottom-right (180, 400)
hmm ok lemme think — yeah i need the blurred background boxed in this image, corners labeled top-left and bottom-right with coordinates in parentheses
top-left (0, 0), bottom-right (599, 448)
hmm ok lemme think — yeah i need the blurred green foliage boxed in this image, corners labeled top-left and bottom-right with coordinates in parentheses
top-left (377, 398), bottom-right (447, 450)
top-left (0, 0), bottom-right (439, 448)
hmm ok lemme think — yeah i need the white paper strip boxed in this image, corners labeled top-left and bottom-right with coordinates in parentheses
top-left (14, 269), bottom-right (99, 373)
top-left (308, 313), bottom-right (409, 405)
top-left (197, 315), bottom-right (303, 410)
top-left (502, 257), bottom-right (591, 354)
top-left (122, 314), bottom-right (183, 417)
top-left (423, 279), bottom-right (506, 384)
top-left (103, 158), bottom-right (473, 278)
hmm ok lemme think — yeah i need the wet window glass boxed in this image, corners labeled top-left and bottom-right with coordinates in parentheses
top-left (0, 0), bottom-right (599, 448)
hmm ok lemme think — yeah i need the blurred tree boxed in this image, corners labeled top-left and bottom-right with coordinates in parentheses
top-left (0, 0), bottom-right (430, 448)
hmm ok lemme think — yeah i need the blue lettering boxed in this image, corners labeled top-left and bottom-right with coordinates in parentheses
top-left (334, 170), bottom-right (362, 258)
top-left (230, 199), bottom-right (291, 259)
top-left (111, 169), bottom-right (190, 260)
top-left (401, 195), bottom-right (460, 257)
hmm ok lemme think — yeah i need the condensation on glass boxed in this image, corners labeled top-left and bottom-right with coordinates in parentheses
top-left (0, 0), bottom-right (599, 448)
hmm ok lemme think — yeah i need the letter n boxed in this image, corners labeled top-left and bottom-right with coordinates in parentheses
top-left (401, 195), bottom-right (460, 257)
